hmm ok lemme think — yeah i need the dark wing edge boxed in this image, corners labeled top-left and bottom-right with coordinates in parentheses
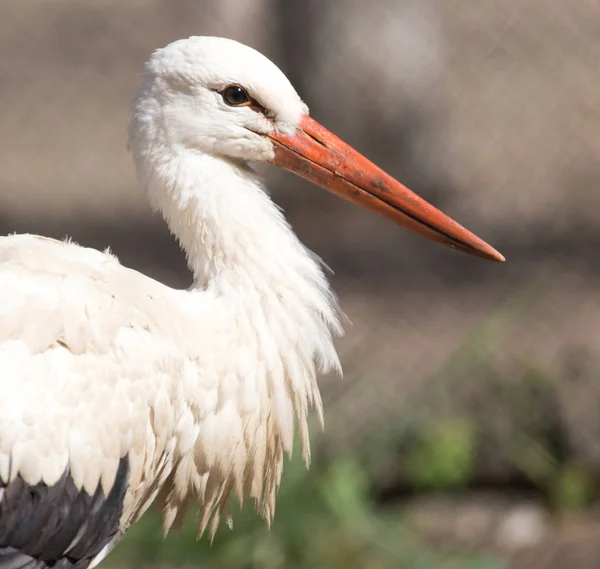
top-left (0, 456), bottom-right (129, 569)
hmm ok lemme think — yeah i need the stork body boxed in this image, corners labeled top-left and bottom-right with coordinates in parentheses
top-left (0, 37), bottom-right (503, 569)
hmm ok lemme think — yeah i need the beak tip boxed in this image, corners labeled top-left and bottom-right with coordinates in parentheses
top-left (483, 246), bottom-right (506, 263)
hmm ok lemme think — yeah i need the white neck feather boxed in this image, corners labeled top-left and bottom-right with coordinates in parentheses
top-left (131, 139), bottom-right (343, 534)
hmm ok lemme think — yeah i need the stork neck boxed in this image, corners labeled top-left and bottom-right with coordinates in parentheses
top-left (138, 149), bottom-right (342, 529)
top-left (148, 151), bottom-right (317, 294)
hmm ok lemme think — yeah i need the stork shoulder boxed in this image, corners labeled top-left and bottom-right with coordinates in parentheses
top-left (0, 233), bottom-right (197, 353)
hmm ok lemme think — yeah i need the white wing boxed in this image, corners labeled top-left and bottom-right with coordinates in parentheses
top-left (0, 235), bottom-right (207, 518)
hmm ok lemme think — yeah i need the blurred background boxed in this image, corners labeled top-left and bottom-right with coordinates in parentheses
top-left (1, 1), bottom-right (599, 568)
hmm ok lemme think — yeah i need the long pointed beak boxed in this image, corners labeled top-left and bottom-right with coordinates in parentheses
top-left (268, 115), bottom-right (504, 262)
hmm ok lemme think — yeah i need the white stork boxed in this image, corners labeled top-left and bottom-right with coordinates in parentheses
top-left (0, 36), bottom-right (504, 569)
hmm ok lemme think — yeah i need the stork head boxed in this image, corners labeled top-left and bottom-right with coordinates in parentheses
top-left (130, 36), bottom-right (504, 262)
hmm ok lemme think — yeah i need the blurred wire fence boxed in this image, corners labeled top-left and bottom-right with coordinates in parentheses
top-left (1, 1), bottom-right (599, 568)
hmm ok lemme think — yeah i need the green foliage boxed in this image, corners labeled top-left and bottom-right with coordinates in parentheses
top-left (406, 420), bottom-right (477, 491)
top-left (549, 464), bottom-right (595, 510)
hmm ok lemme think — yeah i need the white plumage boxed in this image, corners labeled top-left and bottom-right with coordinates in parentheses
top-left (0, 36), bottom-right (502, 569)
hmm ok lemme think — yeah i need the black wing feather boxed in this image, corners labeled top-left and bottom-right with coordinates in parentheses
top-left (0, 457), bottom-right (129, 569)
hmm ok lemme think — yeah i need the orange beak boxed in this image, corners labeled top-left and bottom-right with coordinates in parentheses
top-left (268, 115), bottom-right (504, 262)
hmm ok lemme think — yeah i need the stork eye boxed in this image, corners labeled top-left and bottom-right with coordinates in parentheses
top-left (222, 85), bottom-right (250, 107)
